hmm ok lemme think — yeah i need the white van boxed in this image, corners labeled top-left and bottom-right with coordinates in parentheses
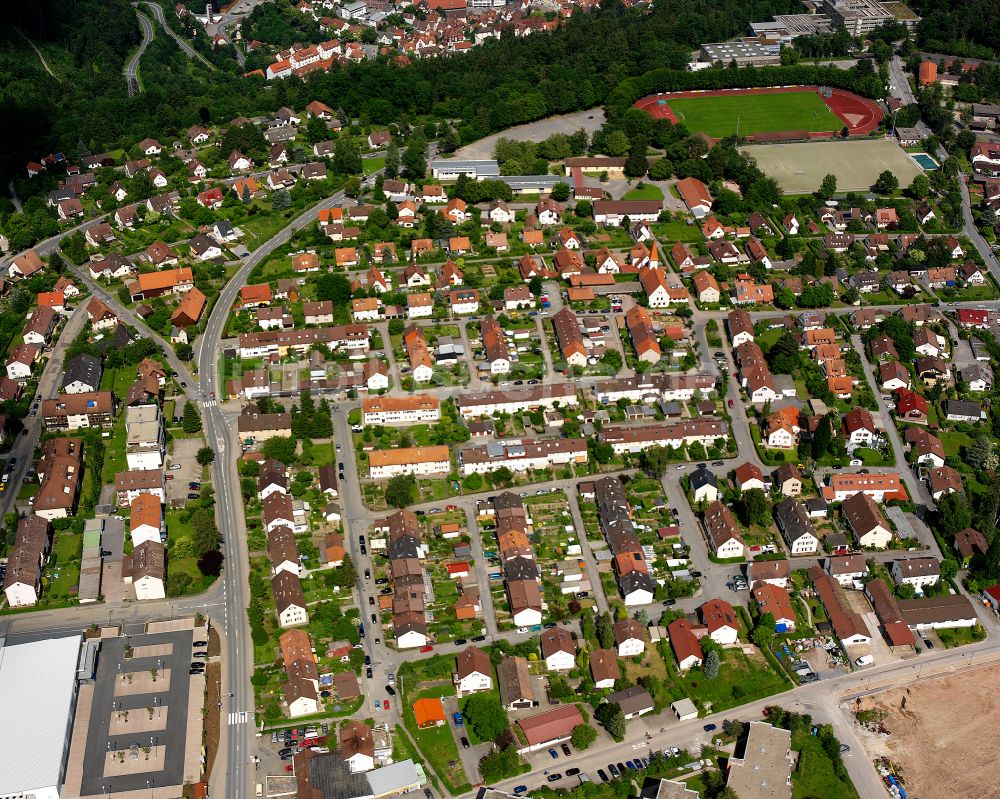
top-left (855, 655), bottom-right (874, 667)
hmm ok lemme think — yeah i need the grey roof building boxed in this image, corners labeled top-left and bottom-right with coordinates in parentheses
top-left (62, 353), bottom-right (103, 394)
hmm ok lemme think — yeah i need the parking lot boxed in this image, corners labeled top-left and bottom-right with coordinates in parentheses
top-left (166, 437), bottom-right (204, 505)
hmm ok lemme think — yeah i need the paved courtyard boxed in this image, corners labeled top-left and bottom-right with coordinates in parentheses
top-left (63, 619), bottom-right (207, 798)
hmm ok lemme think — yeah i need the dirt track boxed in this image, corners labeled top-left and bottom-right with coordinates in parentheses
top-left (853, 663), bottom-right (1000, 799)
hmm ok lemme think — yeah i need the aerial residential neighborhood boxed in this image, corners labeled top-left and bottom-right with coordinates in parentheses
top-left (2, 1), bottom-right (1000, 799)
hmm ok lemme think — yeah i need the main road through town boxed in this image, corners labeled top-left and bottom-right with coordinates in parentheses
top-left (196, 188), bottom-right (350, 799)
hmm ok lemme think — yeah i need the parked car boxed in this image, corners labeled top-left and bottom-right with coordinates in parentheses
top-left (461, 737), bottom-right (470, 749)
top-left (419, 645), bottom-right (433, 652)
top-left (597, 770), bottom-right (609, 782)
top-left (548, 748), bottom-right (559, 759)
top-left (566, 768), bottom-right (580, 777)
top-left (385, 685), bottom-right (396, 696)
top-left (513, 787), bottom-right (528, 795)
top-left (561, 744), bottom-right (571, 756)
top-left (703, 723), bottom-right (717, 732)
top-left (547, 774), bottom-right (562, 783)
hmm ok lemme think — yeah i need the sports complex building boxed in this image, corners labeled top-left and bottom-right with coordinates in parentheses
top-left (0, 634), bottom-right (84, 799)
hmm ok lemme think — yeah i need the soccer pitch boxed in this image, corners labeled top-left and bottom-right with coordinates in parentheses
top-left (667, 91), bottom-right (840, 138)
top-left (743, 139), bottom-right (925, 194)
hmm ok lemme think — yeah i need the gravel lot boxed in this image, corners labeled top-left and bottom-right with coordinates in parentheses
top-left (453, 108), bottom-right (606, 160)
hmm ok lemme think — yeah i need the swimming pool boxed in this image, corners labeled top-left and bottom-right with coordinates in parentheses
top-left (912, 152), bottom-right (939, 170)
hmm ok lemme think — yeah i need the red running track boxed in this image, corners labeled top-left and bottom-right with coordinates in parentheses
top-left (633, 85), bottom-right (883, 139)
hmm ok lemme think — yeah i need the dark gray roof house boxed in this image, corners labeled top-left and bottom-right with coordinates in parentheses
top-left (61, 353), bottom-right (103, 394)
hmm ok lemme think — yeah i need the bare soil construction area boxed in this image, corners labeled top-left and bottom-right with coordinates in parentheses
top-left (853, 664), bottom-right (1000, 799)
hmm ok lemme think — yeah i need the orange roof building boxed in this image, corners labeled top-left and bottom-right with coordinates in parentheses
top-left (413, 697), bottom-right (446, 728)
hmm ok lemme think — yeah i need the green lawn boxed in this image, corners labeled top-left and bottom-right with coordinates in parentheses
top-left (666, 91), bottom-right (840, 138)
top-left (622, 184), bottom-right (664, 201)
top-left (937, 430), bottom-right (972, 457)
top-left (792, 728), bottom-right (860, 799)
top-left (682, 650), bottom-right (787, 712)
top-left (363, 157), bottom-right (386, 175)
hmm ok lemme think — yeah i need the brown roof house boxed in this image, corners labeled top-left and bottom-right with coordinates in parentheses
top-left (454, 647), bottom-right (493, 696)
top-left (272, 570), bottom-right (308, 628)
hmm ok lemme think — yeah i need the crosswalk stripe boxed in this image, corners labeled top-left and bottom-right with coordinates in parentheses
top-left (229, 711), bottom-right (249, 724)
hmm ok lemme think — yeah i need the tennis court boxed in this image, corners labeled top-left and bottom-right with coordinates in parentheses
top-left (665, 91), bottom-right (840, 138)
top-left (743, 139), bottom-right (924, 194)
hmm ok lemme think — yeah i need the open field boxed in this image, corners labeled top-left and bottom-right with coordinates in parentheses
top-left (744, 139), bottom-right (924, 193)
top-left (667, 91), bottom-right (839, 138)
top-left (853, 664), bottom-right (1000, 799)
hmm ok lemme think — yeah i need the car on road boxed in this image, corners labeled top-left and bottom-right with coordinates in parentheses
top-left (369, 596), bottom-right (375, 606)
top-left (561, 744), bottom-right (571, 756)
top-left (452, 712), bottom-right (464, 726)
top-left (169, 463), bottom-right (182, 470)
top-left (513, 787), bottom-right (528, 795)
top-left (419, 645), bottom-right (433, 652)
top-left (429, 507), bottom-right (442, 513)
top-left (712, 460), bottom-right (724, 466)
top-left (461, 736), bottom-right (470, 749)
top-left (517, 627), bottom-right (529, 634)
top-left (840, 744), bottom-right (850, 753)
top-left (548, 748), bottom-right (559, 759)
top-left (547, 774), bottom-right (562, 783)
top-left (364, 569), bottom-right (371, 580)
top-left (455, 638), bottom-right (467, 645)
top-left (676, 464), bottom-right (685, 470)
top-left (364, 655), bottom-right (371, 665)
top-left (385, 685), bottom-right (396, 696)
top-left (566, 768), bottom-right (580, 777)
top-left (373, 700), bottom-right (380, 711)
top-left (366, 667), bottom-right (373, 678)
top-left (703, 723), bottom-right (717, 732)
top-left (384, 700), bottom-right (391, 711)
top-left (664, 598), bottom-right (676, 606)
top-left (446, 504), bottom-right (457, 510)
top-left (471, 635), bottom-right (486, 642)
top-left (728, 399), bottom-right (734, 408)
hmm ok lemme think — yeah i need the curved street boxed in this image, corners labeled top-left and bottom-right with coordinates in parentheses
top-left (140, 0), bottom-right (217, 71)
top-left (125, 5), bottom-right (155, 97)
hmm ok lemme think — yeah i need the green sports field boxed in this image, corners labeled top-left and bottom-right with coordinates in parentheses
top-left (666, 91), bottom-right (840, 138)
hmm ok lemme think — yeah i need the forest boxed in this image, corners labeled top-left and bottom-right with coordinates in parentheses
top-left (911, 0), bottom-right (1000, 59)
top-left (0, 0), bottom-right (805, 188)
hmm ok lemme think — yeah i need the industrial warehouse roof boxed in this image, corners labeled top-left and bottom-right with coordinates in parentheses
top-left (0, 634), bottom-right (82, 796)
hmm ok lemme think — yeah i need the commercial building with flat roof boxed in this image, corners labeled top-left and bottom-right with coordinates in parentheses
top-left (700, 39), bottom-right (781, 66)
top-left (822, 0), bottom-right (892, 34)
top-left (0, 634), bottom-right (82, 799)
top-left (726, 722), bottom-right (793, 799)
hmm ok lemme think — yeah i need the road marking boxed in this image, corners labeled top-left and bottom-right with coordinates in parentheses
top-left (229, 710), bottom-right (250, 724)
top-left (202, 400), bottom-right (218, 408)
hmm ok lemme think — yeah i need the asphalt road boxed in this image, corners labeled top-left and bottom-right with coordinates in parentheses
top-left (125, 6), bottom-right (155, 96)
top-left (140, 1), bottom-right (217, 71)
top-left (0, 303), bottom-right (90, 520)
